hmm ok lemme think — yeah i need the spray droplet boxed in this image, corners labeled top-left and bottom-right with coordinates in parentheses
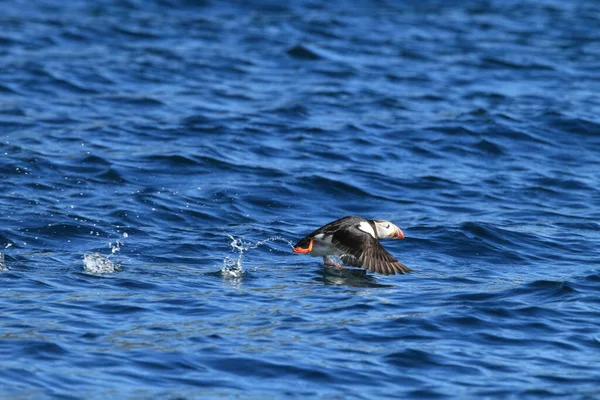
top-left (221, 235), bottom-right (294, 278)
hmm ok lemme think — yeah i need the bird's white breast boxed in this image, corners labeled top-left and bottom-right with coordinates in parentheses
top-left (310, 233), bottom-right (341, 257)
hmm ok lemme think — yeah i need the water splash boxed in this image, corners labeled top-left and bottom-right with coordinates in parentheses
top-left (0, 243), bottom-right (12, 272)
top-left (83, 232), bottom-right (128, 274)
top-left (83, 253), bottom-right (120, 274)
top-left (221, 235), bottom-right (294, 278)
top-left (109, 232), bottom-right (128, 255)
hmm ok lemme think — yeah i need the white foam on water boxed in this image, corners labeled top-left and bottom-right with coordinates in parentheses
top-left (221, 234), bottom-right (294, 278)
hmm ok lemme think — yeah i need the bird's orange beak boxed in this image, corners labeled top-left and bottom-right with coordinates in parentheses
top-left (393, 228), bottom-right (405, 239)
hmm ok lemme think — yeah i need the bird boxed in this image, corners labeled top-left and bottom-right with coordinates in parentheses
top-left (292, 216), bottom-right (411, 275)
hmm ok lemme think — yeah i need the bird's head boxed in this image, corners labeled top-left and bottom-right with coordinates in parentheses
top-left (373, 220), bottom-right (405, 240)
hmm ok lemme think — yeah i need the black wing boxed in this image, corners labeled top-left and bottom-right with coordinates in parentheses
top-left (332, 225), bottom-right (412, 275)
top-left (294, 216), bottom-right (363, 248)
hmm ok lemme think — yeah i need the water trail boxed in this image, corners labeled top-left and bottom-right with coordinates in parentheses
top-left (221, 235), bottom-right (294, 278)
top-left (83, 232), bottom-right (129, 274)
top-left (0, 243), bottom-right (12, 272)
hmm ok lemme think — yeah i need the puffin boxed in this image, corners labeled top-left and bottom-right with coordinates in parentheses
top-left (293, 216), bottom-right (411, 275)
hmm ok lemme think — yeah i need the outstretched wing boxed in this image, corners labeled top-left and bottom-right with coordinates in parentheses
top-left (332, 226), bottom-right (411, 275)
top-left (294, 216), bottom-right (362, 248)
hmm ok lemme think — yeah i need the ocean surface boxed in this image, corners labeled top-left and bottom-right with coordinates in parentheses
top-left (1, 0), bottom-right (600, 398)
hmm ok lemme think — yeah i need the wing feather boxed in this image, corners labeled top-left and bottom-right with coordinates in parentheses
top-left (332, 225), bottom-right (412, 275)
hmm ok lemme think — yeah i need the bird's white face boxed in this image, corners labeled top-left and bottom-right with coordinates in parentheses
top-left (373, 220), bottom-right (405, 240)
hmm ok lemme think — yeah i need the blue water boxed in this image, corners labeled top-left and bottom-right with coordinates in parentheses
top-left (2, 0), bottom-right (600, 398)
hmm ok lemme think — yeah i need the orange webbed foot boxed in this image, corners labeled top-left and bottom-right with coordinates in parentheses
top-left (323, 256), bottom-right (345, 270)
top-left (293, 239), bottom-right (313, 254)
top-left (293, 247), bottom-right (311, 254)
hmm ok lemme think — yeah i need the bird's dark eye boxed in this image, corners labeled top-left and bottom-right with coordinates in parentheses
top-left (385, 224), bottom-right (390, 228)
